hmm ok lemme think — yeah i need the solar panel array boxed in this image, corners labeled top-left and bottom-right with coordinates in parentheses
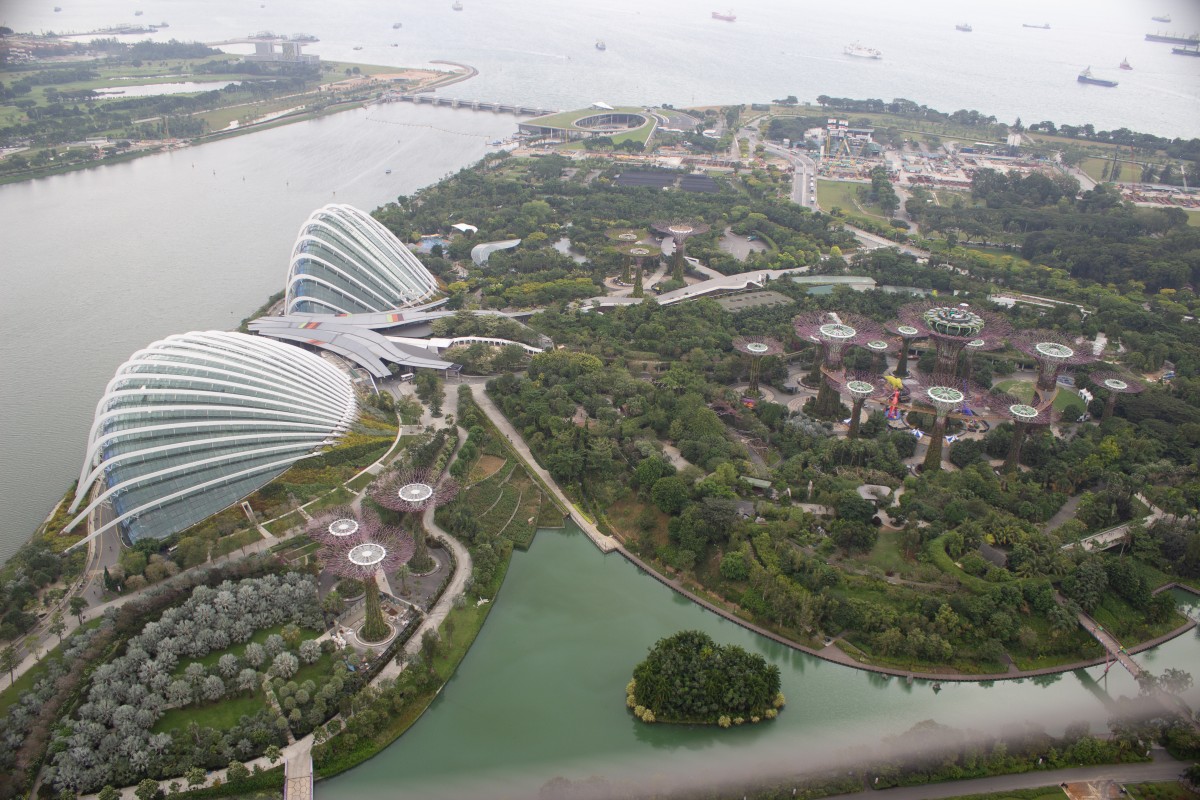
top-left (613, 171), bottom-right (721, 193)
top-left (679, 175), bottom-right (719, 193)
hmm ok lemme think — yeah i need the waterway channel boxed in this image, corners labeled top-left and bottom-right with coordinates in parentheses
top-left (322, 527), bottom-right (1200, 800)
top-left (0, 102), bottom-right (520, 561)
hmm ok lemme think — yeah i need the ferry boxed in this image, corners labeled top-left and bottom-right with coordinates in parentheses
top-left (1120, 57), bottom-right (1132, 70)
top-left (845, 42), bottom-right (882, 59)
top-left (1022, 23), bottom-right (1051, 30)
top-left (955, 23), bottom-right (972, 32)
top-left (595, 39), bottom-right (606, 51)
top-left (1077, 66), bottom-right (1118, 87)
top-left (712, 10), bottom-right (736, 22)
top-left (1152, 14), bottom-right (1171, 23)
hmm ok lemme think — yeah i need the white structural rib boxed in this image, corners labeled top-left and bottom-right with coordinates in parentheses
top-left (66, 331), bottom-right (356, 546)
top-left (284, 204), bottom-right (439, 315)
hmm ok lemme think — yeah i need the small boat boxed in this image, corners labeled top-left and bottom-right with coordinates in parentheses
top-left (1077, 66), bottom-right (1118, 87)
top-left (955, 23), bottom-right (972, 32)
top-left (134, 9), bottom-right (143, 15)
top-left (352, 45), bottom-right (363, 50)
top-left (392, 22), bottom-right (402, 29)
top-left (595, 39), bottom-right (606, 50)
top-left (385, 169), bottom-right (392, 174)
top-left (157, 21), bottom-right (169, 27)
top-left (1152, 14), bottom-right (1171, 23)
top-left (845, 42), bottom-right (882, 59)
top-left (712, 10), bottom-right (736, 22)
top-left (1120, 57), bottom-right (1132, 69)
top-left (452, 1), bottom-right (463, 9)
top-left (390, 43), bottom-right (398, 47)
top-left (53, 6), bottom-right (61, 11)
top-left (1023, 23), bottom-right (1051, 29)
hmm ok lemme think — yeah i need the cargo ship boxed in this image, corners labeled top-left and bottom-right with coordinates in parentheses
top-left (845, 42), bottom-right (882, 59)
top-left (1077, 67), bottom-right (1117, 87)
top-left (712, 10), bottom-right (736, 21)
top-left (1023, 23), bottom-right (1051, 29)
top-left (1145, 32), bottom-right (1200, 45)
top-left (1152, 14), bottom-right (1171, 23)
top-left (1173, 45), bottom-right (1200, 57)
top-left (955, 23), bottom-right (972, 32)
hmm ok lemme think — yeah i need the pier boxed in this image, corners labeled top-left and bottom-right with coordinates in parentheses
top-left (376, 92), bottom-right (555, 117)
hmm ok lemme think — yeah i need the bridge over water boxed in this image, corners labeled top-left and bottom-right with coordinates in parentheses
top-left (377, 92), bottom-right (555, 117)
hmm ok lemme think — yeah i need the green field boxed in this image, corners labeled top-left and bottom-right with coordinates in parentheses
top-left (816, 179), bottom-right (887, 218)
top-left (994, 379), bottom-right (1036, 404)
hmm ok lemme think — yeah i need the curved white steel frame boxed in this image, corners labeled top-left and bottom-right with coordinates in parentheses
top-left (67, 331), bottom-right (356, 546)
top-left (284, 204), bottom-right (439, 315)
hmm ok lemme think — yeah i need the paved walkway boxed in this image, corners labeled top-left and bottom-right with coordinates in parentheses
top-left (1077, 611), bottom-right (1142, 679)
top-left (820, 750), bottom-right (1187, 800)
top-left (469, 384), bottom-right (618, 553)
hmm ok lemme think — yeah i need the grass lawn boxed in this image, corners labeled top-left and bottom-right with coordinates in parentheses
top-left (153, 691), bottom-right (266, 734)
top-left (938, 789), bottom-right (1067, 800)
top-left (1185, 209), bottom-right (1200, 227)
top-left (1126, 782), bottom-right (1200, 799)
top-left (1052, 388), bottom-right (1083, 412)
top-left (863, 530), bottom-right (909, 575)
top-left (994, 379), bottom-right (1036, 404)
top-left (817, 179), bottom-right (887, 219)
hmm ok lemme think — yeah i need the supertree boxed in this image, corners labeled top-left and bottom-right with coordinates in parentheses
top-left (884, 321), bottom-right (927, 378)
top-left (369, 464), bottom-right (459, 573)
top-left (862, 336), bottom-right (898, 376)
top-left (896, 301), bottom-right (1011, 383)
top-left (652, 220), bottom-right (710, 282)
top-left (1011, 329), bottom-right (1097, 397)
top-left (793, 311), bottom-right (885, 418)
top-left (907, 373), bottom-right (999, 472)
top-left (732, 336), bottom-right (783, 394)
top-left (829, 372), bottom-right (888, 439)
top-left (606, 229), bottom-right (654, 284)
top-left (1087, 371), bottom-right (1147, 422)
top-left (316, 508), bottom-right (412, 643)
top-left (997, 401), bottom-right (1053, 474)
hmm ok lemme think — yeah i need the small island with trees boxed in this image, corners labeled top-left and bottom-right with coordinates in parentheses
top-left (627, 630), bottom-right (785, 726)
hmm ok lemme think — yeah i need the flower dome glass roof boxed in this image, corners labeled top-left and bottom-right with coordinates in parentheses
top-left (66, 331), bottom-right (356, 544)
top-left (285, 204), bottom-right (439, 315)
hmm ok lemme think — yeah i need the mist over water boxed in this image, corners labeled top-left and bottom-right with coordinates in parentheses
top-left (319, 530), bottom-right (1200, 800)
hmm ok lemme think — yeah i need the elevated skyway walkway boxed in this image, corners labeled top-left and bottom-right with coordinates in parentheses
top-left (585, 267), bottom-right (810, 309)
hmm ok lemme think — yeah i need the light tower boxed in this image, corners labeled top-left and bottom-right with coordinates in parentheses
top-left (1012, 330), bottom-right (1097, 397)
top-left (793, 311), bottom-right (885, 418)
top-left (999, 401), bottom-right (1052, 474)
top-left (369, 464), bottom-right (459, 573)
top-left (908, 373), bottom-right (996, 472)
top-left (314, 507), bottom-right (413, 643)
top-left (652, 220), bottom-right (710, 282)
top-left (831, 372), bottom-right (886, 439)
top-left (1087, 371), bottom-right (1146, 422)
top-left (896, 301), bottom-right (1011, 382)
top-left (732, 336), bottom-right (784, 394)
top-left (884, 321), bottom-right (927, 378)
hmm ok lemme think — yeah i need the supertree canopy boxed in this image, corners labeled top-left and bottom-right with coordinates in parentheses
top-left (370, 465), bottom-right (460, 515)
top-left (829, 372), bottom-right (888, 439)
top-left (896, 301), bottom-right (1011, 383)
top-left (884, 321), bottom-right (928, 378)
top-left (908, 372), bottom-right (997, 472)
top-left (652, 220), bottom-right (711, 281)
top-left (316, 507), bottom-right (413, 643)
top-left (606, 229), bottom-right (654, 284)
top-left (863, 336), bottom-right (898, 375)
top-left (997, 400), bottom-right (1052, 474)
top-left (794, 311), bottom-right (885, 418)
top-left (1011, 329), bottom-right (1097, 394)
top-left (732, 336), bottom-right (784, 394)
top-left (1087, 370), bottom-right (1147, 422)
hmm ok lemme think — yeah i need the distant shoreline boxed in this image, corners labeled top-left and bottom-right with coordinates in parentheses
top-left (0, 60), bottom-right (478, 187)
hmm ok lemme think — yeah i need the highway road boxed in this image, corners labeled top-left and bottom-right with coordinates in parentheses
top-left (762, 139), bottom-right (818, 209)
